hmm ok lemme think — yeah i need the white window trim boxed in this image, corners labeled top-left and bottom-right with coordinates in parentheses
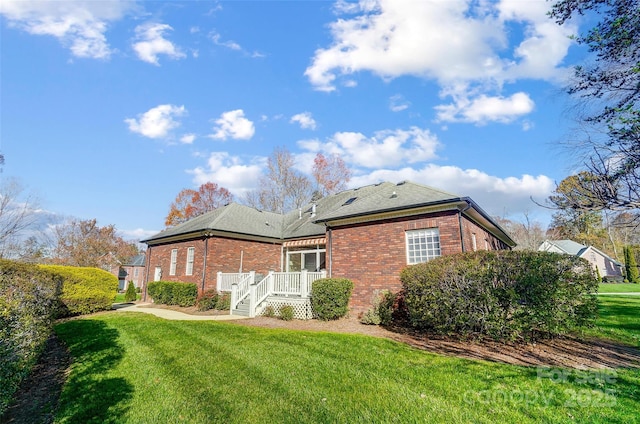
top-left (169, 249), bottom-right (178, 276)
top-left (186, 247), bottom-right (195, 276)
top-left (406, 228), bottom-right (441, 265)
top-left (286, 247), bottom-right (326, 272)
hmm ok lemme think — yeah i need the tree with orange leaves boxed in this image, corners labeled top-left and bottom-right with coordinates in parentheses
top-left (165, 182), bottom-right (233, 227)
top-left (312, 152), bottom-right (351, 197)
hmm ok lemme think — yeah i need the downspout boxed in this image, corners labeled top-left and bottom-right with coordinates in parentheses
top-left (143, 246), bottom-right (152, 302)
top-left (458, 201), bottom-right (472, 253)
top-left (202, 234), bottom-right (209, 293)
top-left (326, 224), bottom-right (332, 277)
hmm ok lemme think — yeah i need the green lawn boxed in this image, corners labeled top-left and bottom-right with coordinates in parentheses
top-left (51, 297), bottom-right (640, 424)
top-left (598, 283), bottom-right (640, 293)
top-left (113, 293), bottom-right (141, 303)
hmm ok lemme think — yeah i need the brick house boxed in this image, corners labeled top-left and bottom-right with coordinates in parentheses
top-left (142, 181), bottom-right (515, 314)
top-left (115, 254), bottom-right (146, 291)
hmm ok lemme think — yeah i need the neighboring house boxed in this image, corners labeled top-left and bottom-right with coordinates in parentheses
top-left (538, 240), bottom-right (624, 280)
top-left (116, 254), bottom-right (146, 291)
top-left (142, 181), bottom-right (516, 314)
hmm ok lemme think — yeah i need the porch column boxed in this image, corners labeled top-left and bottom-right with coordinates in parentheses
top-left (216, 272), bottom-right (222, 292)
top-left (230, 283), bottom-right (238, 314)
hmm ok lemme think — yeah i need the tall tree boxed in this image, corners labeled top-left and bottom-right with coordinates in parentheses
top-left (550, 0), bottom-right (640, 210)
top-left (52, 218), bottom-right (139, 270)
top-left (0, 178), bottom-right (43, 257)
top-left (623, 245), bottom-right (639, 282)
top-left (245, 147), bottom-right (313, 214)
top-left (312, 153), bottom-right (351, 197)
top-left (494, 213), bottom-right (548, 251)
top-left (165, 182), bottom-right (233, 227)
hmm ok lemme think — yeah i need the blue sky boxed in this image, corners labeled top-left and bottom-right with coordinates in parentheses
top-left (1, 0), bottom-right (588, 241)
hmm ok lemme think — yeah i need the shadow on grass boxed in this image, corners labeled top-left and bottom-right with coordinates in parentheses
top-left (597, 297), bottom-right (640, 334)
top-left (54, 319), bottom-right (133, 424)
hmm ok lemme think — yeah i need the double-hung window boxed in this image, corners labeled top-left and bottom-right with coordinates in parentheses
top-left (169, 249), bottom-right (178, 276)
top-left (406, 228), bottom-right (441, 264)
top-left (186, 247), bottom-right (195, 276)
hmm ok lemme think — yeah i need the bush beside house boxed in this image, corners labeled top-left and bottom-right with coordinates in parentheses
top-left (311, 278), bottom-right (354, 321)
top-left (0, 260), bottom-right (63, 416)
top-left (148, 281), bottom-right (198, 307)
top-left (624, 246), bottom-right (639, 283)
top-left (399, 251), bottom-right (598, 341)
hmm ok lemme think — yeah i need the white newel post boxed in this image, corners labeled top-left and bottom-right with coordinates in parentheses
top-left (249, 281), bottom-right (256, 318)
top-left (267, 270), bottom-right (274, 295)
top-left (216, 272), bottom-right (222, 292)
top-left (250, 270), bottom-right (256, 285)
top-left (300, 270), bottom-right (308, 297)
top-left (230, 283), bottom-right (238, 314)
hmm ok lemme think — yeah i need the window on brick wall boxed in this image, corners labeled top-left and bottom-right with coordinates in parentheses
top-left (186, 247), bottom-right (195, 276)
top-left (406, 228), bottom-right (441, 264)
top-left (170, 249), bottom-right (178, 276)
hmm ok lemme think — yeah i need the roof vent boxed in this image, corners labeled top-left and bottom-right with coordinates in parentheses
top-left (311, 204), bottom-right (317, 217)
top-left (390, 191), bottom-right (397, 198)
top-left (342, 197), bottom-right (357, 206)
top-left (397, 181), bottom-right (407, 186)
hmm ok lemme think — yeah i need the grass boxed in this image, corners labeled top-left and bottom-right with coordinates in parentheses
top-left (113, 293), bottom-right (141, 303)
top-left (598, 283), bottom-right (640, 293)
top-left (585, 296), bottom-right (640, 347)
top-left (51, 298), bottom-right (640, 424)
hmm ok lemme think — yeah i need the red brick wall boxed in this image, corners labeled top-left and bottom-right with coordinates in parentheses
top-left (460, 216), bottom-right (510, 252)
top-left (144, 236), bottom-right (282, 298)
top-left (329, 211), bottom-right (463, 310)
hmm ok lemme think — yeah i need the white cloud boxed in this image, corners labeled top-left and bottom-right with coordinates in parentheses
top-left (298, 126), bottom-right (440, 168)
top-left (120, 228), bottom-right (159, 241)
top-left (210, 31), bottom-right (241, 50)
top-left (188, 152), bottom-right (263, 195)
top-left (132, 22), bottom-right (185, 65)
top-left (349, 164), bottom-right (555, 218)
top-left (304, 0), bottom-right (575, 122)
top-left (125, 104), bottom-right (186, 139)
top-left (435, 92), bottom-right (535, 124)
top-left (0, 0), bottom-right (132, 59)
top-left (180, 133), bottom-right (196, 144)
top-left (389, 94), bottom-right (410, 112)
top-left (290, 112), bottom-right (318, 130)
top-left (209, 110), bottom-right (255, 140)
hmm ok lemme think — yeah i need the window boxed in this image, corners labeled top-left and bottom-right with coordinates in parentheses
top-left (406, 228), bottom-right (441, 264)
top-left (471, 233), bottom-right (477, 251)
top-left (133, 268), bottom-right (139, 278)
top-left (169, 249), bottom-right (177, 276)
top-left (286, 246), bottom-right (326, 272)
top-left (186, 247), bottom-right (195, 276)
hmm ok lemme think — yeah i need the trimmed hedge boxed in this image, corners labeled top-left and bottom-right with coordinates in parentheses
top-left (196, 290), bottom-right (231, 311)
top-left (39, 265), bottom-right (118, 316)
top-left (400, 251), bottom-right (598, 341)
top-left (0, 260), bottom-right (63, 416)
top-left (148, 281), bottom-right (198, 307)
top-left (124, 281), bottom-right (137, 302)
top-left (311, 278), bottom-right (354, 321)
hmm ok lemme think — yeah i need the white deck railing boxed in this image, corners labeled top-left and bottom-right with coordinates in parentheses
top-left (217, 272), bottom-right (252, 292)
top-left (220, 270), bottom-right (326, 317)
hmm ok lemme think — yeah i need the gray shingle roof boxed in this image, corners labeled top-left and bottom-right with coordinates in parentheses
top-left (312, 181), bottom-right (461, 222)
top-left (143, 181), bottom-right (512, 246)
top-left (543, 240), bottom-right (588, 256)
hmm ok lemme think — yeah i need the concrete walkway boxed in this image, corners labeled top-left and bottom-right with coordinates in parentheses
top-left (112, 302), bottom-right (248, 321)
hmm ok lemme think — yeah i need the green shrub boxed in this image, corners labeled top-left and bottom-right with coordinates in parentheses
top-left (124, 281), bottom-right (137, 302)
top-left (216, 292), bottom-right (231, 310)
top-left (262, 305), bottom-right (275, 317)
top-left (148, 281), bottom-right (198, 307)
top-left (279, 305), bottom-right (294, 321)
top-left (360, 290), bottom-right (395, 325)
top-left (197, 290), bottom-right (218, 311)
top-left (311, 278), bottom-right (354, 321)
top-left (39, 265), bottom-right (118, 316)
top-left (624, 245), bottom-right (639, 283)
top-left (0, 260), bottom-right (63, 416)
top-left (400, 251), bottom-right (598, 341)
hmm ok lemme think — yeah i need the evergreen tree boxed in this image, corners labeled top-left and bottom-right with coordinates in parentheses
top-left (624, 246), bottom-right (639, 283)
top-left (124, 281), bottom-right (137, 302)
